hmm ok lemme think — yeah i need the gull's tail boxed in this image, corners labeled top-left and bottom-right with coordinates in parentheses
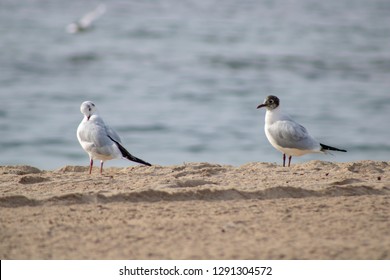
top-left (320, 143), bottom-right (347, 153)
top-left (107, 135), bottom-right (152, 166)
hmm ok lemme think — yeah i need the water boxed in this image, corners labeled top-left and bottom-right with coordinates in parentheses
top-left (1, 0), bottom-right (390, 170)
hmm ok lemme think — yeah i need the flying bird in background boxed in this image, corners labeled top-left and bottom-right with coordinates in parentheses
top-left (66, 4), bottom-right (106, 34)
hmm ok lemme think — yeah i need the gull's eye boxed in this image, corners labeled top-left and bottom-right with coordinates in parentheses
top-left (269, 99), bottom-right (274, 104)
top-left (89, 107), bottom-right (91, 111)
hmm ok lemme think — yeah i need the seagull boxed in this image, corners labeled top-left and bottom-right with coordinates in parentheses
top-left (257, 95), bottom-right (346, 167)
top-left (77, 101), bottom-right (151, 174)
top-left (66, 4), bottom-right (106, 34)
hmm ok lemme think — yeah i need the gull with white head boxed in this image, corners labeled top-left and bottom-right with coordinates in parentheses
top-left (77, 101), bottom-right (151, 174)
top-left (257, 95), bottom-right (346, 167)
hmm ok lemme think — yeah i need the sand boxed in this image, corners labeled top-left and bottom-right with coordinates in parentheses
top-left (1, 160), bottom-right (389, 259)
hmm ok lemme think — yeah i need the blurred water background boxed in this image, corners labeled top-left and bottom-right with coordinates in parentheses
top-left (1, 0), bottom-right (390, 170)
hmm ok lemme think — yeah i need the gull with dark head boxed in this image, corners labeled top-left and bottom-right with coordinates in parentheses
top-left (77, 101), bottom-right (151, 174)
top-left (257, 95), bottom-right (346, 167)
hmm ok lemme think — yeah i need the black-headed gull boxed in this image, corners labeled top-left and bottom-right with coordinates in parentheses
top-left (257, 95), bottom-right (346, 167)
top-left (77, 101), bottom-right (151, 174)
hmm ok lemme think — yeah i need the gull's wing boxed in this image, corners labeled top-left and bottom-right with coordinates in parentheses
top-left (77, 115), bottom-right (119, 158)
top-left (79, 4), bottom-right (106, 28)
top-left (105, 124), bottom-right (122, 144)
top-left (267, 120), bottom-right (318, 150)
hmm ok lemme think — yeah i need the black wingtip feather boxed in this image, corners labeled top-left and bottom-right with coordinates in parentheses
top-left (124, 153), bottom-right (152, 166)
top-left (107, 135), bottom-right (152, 166)
top-left (320, 143), bottom-right (347, 152)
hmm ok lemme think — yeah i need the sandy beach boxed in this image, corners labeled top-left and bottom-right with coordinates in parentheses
top-left (1, 160), bottom-right (389, 259)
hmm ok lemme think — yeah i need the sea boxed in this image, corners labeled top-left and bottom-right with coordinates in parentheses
top-left (1, 0), bottom-right (390, 170)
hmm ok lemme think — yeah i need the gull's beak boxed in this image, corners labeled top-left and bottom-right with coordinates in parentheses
top-left (257, 103), bottom-right (266, 109)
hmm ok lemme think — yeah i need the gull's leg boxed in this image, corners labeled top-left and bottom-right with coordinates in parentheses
top-left (288, 156), bottom-right (292, 167)
top-left (89, 159), bottom-right (93, 174)
top-left (283, 154), bottom-right (286, 167)
top-left (100, 161), bottom-right (104, 175)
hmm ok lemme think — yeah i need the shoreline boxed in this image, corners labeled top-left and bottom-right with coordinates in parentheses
top-left (1, 160), bottom-right (389, 259)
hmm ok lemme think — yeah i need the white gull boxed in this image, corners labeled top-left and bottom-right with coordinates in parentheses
top-left (77, 101), bottom-right (151, 174)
